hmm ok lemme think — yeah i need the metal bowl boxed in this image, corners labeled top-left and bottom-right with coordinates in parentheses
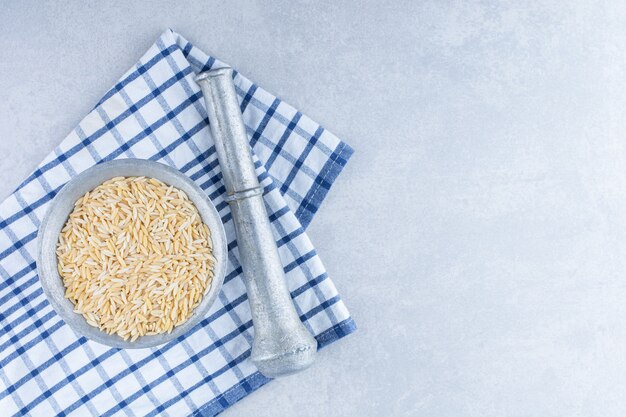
top-left (37, 159), bottom-right (228, 349)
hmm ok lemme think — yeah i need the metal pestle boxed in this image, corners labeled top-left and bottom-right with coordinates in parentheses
top-left (195, 68), bottom-right (317, 378)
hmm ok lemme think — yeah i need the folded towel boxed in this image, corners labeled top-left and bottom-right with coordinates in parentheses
top-left (0, 29), bottom-right (355, 416)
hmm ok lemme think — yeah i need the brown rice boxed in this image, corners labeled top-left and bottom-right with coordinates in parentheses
top-left (56, 176), bottom-right (215, 341)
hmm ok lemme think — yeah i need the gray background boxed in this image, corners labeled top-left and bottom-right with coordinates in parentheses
top-left (1, 1), bottom-right (625, 416)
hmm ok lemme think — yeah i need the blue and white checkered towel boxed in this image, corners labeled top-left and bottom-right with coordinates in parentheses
top-left (0, 29), bottom-right (355, 416)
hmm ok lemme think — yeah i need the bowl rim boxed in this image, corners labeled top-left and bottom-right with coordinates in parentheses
top-left (37, 159), bottom-right (228, 349)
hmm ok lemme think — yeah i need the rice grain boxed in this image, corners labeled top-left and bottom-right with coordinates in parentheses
top-left (56, 176), bottom-right (215, 340)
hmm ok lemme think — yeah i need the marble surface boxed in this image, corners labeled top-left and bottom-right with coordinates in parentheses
top-left (3, 1), bottom-right (626, 415)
